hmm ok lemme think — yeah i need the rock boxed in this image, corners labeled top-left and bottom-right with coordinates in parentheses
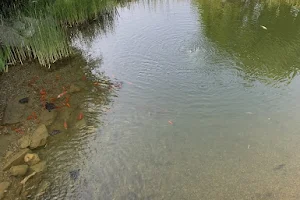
top-left (3, 148), bottom-right (31, 171)
top-left (40, 110), bottom-right (57, 126)
top-left (69, 84), bottom-right (81, 93)
top-left (18, 135), bottom-right (31, 148)
top-left (2, 98), bottom-right (26, 125)
top-left (0, 182), bottom-right (10, 200)
top-left (30, 124), bottom-right (49, 149)
top-left (75, 118), bottom-right (87, 129)
top-left (30, 161), bottom-right (46, 173)
top-left (24, 153), bottom-right (40, 166)
top-left (9, 165), bottom-right (28, 176)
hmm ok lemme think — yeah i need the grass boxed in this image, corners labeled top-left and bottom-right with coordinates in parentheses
top-left (0, 0), bottom-right (123, 71)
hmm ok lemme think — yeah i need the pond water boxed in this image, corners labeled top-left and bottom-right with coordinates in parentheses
top-left (41, 0), bottom-right (300, 199)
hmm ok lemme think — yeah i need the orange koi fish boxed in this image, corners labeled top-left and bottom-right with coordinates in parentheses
top-left (77, 112), bottom-right (84, 120)
top-left (168, 120), bottom-right (173, 125)
top-left (64, 120), bottom-right (68, 130)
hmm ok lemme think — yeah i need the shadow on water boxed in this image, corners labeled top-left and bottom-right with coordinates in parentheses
top-left (194, 0), bottom-right (300, 84)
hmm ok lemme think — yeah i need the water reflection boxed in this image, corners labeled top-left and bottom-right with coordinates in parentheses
top-left (195, 0), bottom-right (300, 84)
top-left (33, 0), bottom-right (300, 199)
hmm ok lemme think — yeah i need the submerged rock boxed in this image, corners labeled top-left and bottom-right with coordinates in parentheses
top-left (30, 161), bottom-right (46, 173)
top-left (30, 124), bottom-right (49, 149)
top-left (18, 135), bottom-right (31, 149)
top-left (3, 148), bottom-right (31, 171)
top-left (40, 109), bottom-right (57, 126)
top-left (24, 153), bottom-right (40, 166)
top-left (0, 182), bottom-right (10, 200)
top-left (9, 165), bottom-right (28, 176)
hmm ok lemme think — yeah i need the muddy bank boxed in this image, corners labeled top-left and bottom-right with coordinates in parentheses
top-left (0, 55), bottom-right (114, 199)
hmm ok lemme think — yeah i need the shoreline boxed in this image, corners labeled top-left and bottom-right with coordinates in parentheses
top-left (0, 56), bottom-right (112, 199)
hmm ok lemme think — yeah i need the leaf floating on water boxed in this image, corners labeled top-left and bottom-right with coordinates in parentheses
top-left (260, 25), bottom-right (267, 30)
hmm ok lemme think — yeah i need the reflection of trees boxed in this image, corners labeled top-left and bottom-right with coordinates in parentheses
top-left (195, 0), bottom-right (300, 83)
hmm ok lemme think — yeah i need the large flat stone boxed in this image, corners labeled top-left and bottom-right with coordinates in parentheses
top-left (9, 165), bottom-right (28, 176)
top-left (30, 161), bottom-right (46, 173)
top-left (2, 148), bottom-right (31, 171)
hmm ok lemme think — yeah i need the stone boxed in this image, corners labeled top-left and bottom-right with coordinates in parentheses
top-left (29, 124), bottom-right (49, 149)
top-left (40, 110), bottom-right (57, 126)
top-left (69, 84), bottom-right (81, 93)
top-left (2, 98), bottom-right (26, 125)
top-left (9, 165), bottom-right (28, 176)
top-left (24, 153), bottom-right (40, 166)
top-left (30, 161), bottom-right (46, 173)
top-left (18, 135), bottom-right (31, 148)
top-left (3, 148), bottom-right (31, 171)
top-left (0, 182), bottom-right (10, 200)
top-left (75, 118), bottom-right (87, 129)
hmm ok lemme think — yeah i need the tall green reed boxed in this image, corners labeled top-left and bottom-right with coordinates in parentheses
top-left (0, 0), bottom-right (122, 71)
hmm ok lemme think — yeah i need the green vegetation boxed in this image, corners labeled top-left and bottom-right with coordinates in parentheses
top-left (0, 0), bottom-right (123, 71)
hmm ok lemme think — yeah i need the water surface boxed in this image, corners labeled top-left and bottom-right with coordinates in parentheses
top-left (42, 0), bottom-right (300, 199)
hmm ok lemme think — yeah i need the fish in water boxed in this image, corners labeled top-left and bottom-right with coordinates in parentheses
top-left (45, 102), bottom-right (56, 112)
top-left (260, 25), bottom-right (267, 30)
top-left (50, 130), bottom-right (61, 136)
top-left (19, 97), bottom-right (29, 104)
top-left (64, 120), bottom-right (68, 130)
top-left (57, 91), bottom-right (67, 98)
top-left (69, 169), bottom-right (80, 180)
top-left (77, 112), bottom-right (84, 120)
top-left (168, 120), bottom-right (173, 125)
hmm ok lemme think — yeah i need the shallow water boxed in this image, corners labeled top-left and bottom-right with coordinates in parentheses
top-left (41, 0), bottom-right (300, 199)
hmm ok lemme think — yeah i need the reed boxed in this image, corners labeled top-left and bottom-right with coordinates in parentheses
top-left (0, 0), bottom-right (123, 71)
